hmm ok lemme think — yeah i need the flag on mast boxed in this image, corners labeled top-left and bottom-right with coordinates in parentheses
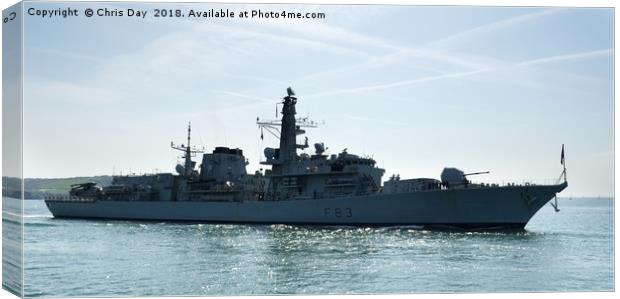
top-left (561, 144), bottom-right (565, 166)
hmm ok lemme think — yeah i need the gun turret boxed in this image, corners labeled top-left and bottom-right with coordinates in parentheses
top-left (69, 182), bottom-right (102, 197)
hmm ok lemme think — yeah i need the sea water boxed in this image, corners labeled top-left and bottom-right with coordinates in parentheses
top-left (2, 197), bottom-right (614, 297)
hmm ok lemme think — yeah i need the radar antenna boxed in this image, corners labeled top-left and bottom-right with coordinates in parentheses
top-left (287, 86), bottom-right (295, 97)
top-left (256, 89), bottom-right (323, 140)
top-left (257, 117), bottom-right (322, 140)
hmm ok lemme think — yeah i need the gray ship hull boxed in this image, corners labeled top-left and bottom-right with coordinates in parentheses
top-left (45, 182), bottom-right (567, 229)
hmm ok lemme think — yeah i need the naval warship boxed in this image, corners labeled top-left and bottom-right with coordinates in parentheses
top-left (45, 88), bottom-right (567, 229)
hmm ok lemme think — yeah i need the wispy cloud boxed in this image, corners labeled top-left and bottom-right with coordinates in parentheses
top-left (212, 90), bottom-right (276, 104)
top-left (292, 48), bottom-right (494, 87)
top-left (305, 68), bottom-right (493, 98)
top-left (191, 21), bottom-right (376, 59)
top-left (27, 6), bottom-right (610, 117)
top-left (340, 114), bottom-right (410, 127)
top-left (517, 48), bottom-right (613, 67)
top-left (26, 46), bottom-right (102, 63)
top-left (425, 8), bottom-right (564, 49)
top-left (288, 9), bottom-right (565, 91)
top-left (302, 47), bottom-right (612, 99)
top-left (23, 80), bottom-right (131, 104)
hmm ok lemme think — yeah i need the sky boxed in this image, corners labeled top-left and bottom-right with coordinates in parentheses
top-left (20, 2), bottom-right (613, 197)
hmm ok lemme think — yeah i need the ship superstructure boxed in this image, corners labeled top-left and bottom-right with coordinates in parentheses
top-left (259, 88), bottom-right (384, 201)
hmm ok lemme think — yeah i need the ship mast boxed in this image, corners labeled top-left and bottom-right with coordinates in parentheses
top-left (256, 87), bottom-right (322, 174)
top-left (279, 87), bottom-right (300, 164)
top-left (171, 122), bottom-right (205, 177)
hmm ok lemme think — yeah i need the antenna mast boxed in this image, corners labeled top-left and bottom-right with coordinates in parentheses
top-left (256, 87), bottom-right (323, 140)
top-left (171, 122), bottom-right (206, 177)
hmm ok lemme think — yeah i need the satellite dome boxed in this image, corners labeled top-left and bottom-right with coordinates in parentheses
top-left (264, 147), bottom-right (276, 159)
top-left (175, 164), bottom-right (185, 175)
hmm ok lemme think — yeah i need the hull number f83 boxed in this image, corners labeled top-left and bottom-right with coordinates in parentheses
top-left (324, 208), bottom-right (353, 218)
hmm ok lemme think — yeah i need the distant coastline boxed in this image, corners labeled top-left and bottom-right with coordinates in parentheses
top-left (2, 176), bottom-right (112, 199)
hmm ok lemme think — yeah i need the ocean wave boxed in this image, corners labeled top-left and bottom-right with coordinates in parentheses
top-left (2, 211), bottom-right (24, 219)
top-left (24, 222), bottom-right (58, 228)
top-left (24, 289), bottom-right (47, 297)
top-left (270, 224), bottom-right (295, 230)
top-left (23, 214), bottom-right (53, 219)
top-left (382, 224), bottom-right (425, 230)
top-left (2, 216), bottom-right (22, 225)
